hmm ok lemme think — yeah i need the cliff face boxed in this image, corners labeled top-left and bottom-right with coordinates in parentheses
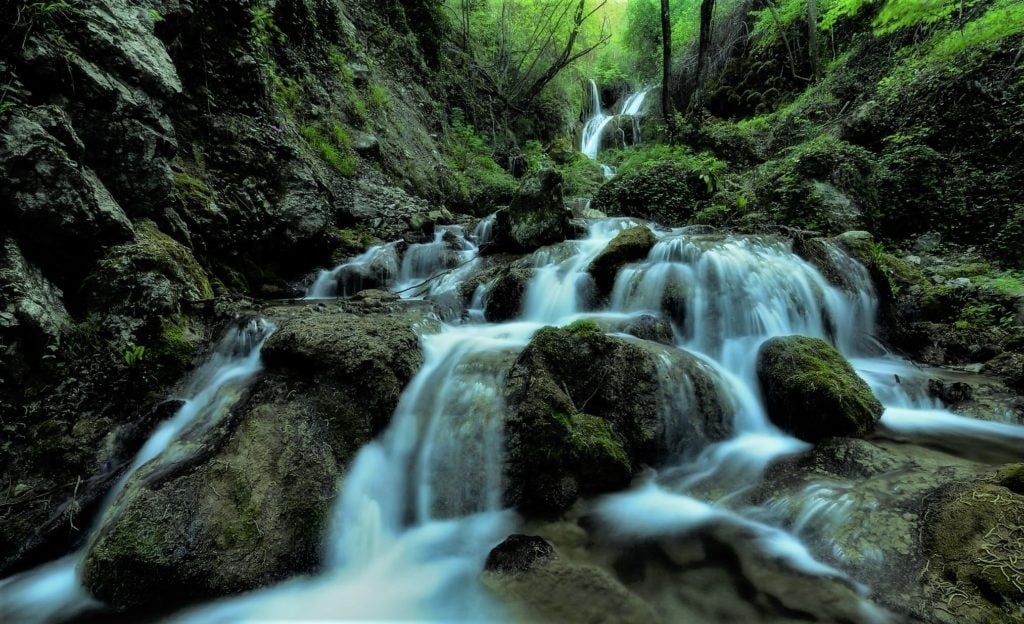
top-left (0, 0), bottom-right (456, 575)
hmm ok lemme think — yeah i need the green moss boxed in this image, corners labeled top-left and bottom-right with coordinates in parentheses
top-left (552, 410), bottom-right (631, 471)
top-left (329, 228), bottom-right (378, 263)
top-left (758, 335), bottom-right (884, 441)
top-left (172, 171), bottom-right (215, 209)
top-left (302, 123), bottom-right (357, 177)
top-left (153, 315), bottom-right (199, 372)
top-left (592, 147), bottom-right (726, 226)
top-left (564, 319), bottom-right (602, 337)
top-left (556, 154), bottom-right (605, 198)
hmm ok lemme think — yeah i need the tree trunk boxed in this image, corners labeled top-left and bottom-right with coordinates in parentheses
top-left (693, 0), bottom-right (716, 119)
top-left (807, 0), bottom-right (820, 80)
top-left (660, 0), bottom-right (674, 132)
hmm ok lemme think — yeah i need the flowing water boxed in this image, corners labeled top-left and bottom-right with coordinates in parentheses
top-left (6, 212), bottom-right (1024, 621)
top-left (0, 319), bottom-right (275, 624)
top-left (580, 80), bottom-right (651, 161)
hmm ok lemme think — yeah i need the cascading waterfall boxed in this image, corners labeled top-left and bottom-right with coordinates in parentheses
top-left (0, 319), bottom-right (275, 624)
top-left (580, 81), bottom-right (651, 163)
top-left (12, 214), bottom-right (1024, 622)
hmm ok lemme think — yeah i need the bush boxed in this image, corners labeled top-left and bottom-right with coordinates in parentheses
top-left (592, 147), bottom-right (726, 226)
top-left (443, 109), bottom-right (518, 215)
top-left (301, 123), bottom-right (357, 177)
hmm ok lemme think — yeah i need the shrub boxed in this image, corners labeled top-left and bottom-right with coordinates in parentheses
top-left (592, 147), bottom-right (726, 226)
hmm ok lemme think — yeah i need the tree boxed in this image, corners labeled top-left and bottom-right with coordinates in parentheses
top-left (692, 0), bottom-right (716, 117)
top-left (446, 0), bottom-right (611, 116)
top-left (660, 0), bottom-right (674, 129)
top-left (807, 0), bottom-right (820, 80)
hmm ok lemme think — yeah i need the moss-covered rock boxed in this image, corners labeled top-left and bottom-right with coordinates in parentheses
top-left (757, 336), bottom-right (883, 442)
top-left (503, 321), bottom-right (730, 514)
top-left (81, 301), bottom-right (433, 609)
top-left (592, 154), bottom-right (721, 227)
top-left (484, 266), bottom-right (534, 323)
top-left (81, 401), bottom-right (340, 608)
top-left (923, 483), bottom-right (1024, 617)
top-left (84, 220), bottom-right (213, 316)
top-left (261, 303), bottom-right (428, 435)
top-left (587, 226), bottom-right (656, 298)
top-left (486, 169), bottom-right (574, 253)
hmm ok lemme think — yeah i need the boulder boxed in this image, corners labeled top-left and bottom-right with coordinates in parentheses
top-left (484, 266), bottom-right (534, 322)
top-left (485, 169), bottom-right (574, 254)
top-left (82, 220), bottom-right (214, 316)
top-left (483, 555), bottom-right (659, 624)
top-left (261, 304), bottom-right (428, 435)
top-left (587, 226), bottom-right (656, 298)
top-left (485, 535), bottom-right (556, 574)
top-left (757, 336), bottom-right (883, 442)
top-left (0, 114), bottom-right (134, 283)
top-left (81, 400), bottom-right (341, 608)
top-left (81, 302), bottom-right (432, 609)
top-left (504, 321), bottom-right (730, 514)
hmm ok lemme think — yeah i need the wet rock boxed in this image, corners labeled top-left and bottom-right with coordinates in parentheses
top-left (0, 113), bottom-right (134, 283)
top-left (81, 303), bottom-right (433, 609)
top-left (261, 305), bottom-right (430, 434)
top-left (82, 221), bottom-right (214, 317)
top-left (922, 482), bottom-right (1024, 620)
top-left (484, 266), bottom-right (534, 322)
top-left (588, 226), bottom-right (656, 298)
top-left (757, 336), bottom-right (883, 442)
top-left (504, 321), bottom-right (730, 514)
top-left (82, 399), bottom-right (341, 609)
top-left (0, 238), bottom-right (70, 363)
top-left (928, 378), bottom-right (974, 404)
top-left (485, 535), bottom-right (556, 574)
top-left (983, 351), bottom-right (1024, 394)
top-left (483, 555), bottom-right (659, 624)
top-left (619, 314), bottom-right (675, 345)
top-left (485, 169), bottom-right (574, 254)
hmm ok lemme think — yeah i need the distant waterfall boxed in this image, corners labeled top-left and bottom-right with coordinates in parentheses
top-left (580, 80), bottom-right (652, 161)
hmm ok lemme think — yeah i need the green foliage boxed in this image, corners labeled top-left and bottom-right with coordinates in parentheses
top-left (148, 8), bottom-right (164, 23)
top-left (302, 124), bottom-right (357, 177)
top-left (593, 146), bottom-right (727, 226)
top-left (123, 344), bottom-right (146, 367)
top-left (443, 109), bottom-right (517, 215)
top-left (367, 84), bottom-right (390, 117)
top-left (557, 154), bottom-right (607, 198)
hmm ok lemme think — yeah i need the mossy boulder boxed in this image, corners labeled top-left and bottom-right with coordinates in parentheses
top-left (757, 336), bottom-right (883, 442)
top-left (587, 226), bottom-right (656, 298)
top-left (81, 302), bottom-right (432, 609)
top-left (81, 401), bottom-right (340, 608)
top-left (504, 321), bottom-right (730, 514)
top-left (83, 220), bottom-right (213, 316)
top-left (592, 158), bottom-right (717, 227)
top-left (484, 266), bottom-right (534, 323)
top-left (923, 482), bottom-right (1024, 617)
top-left (261, 304), bottom-right (429, 435)
top-left (747, 137), bottom-right (881, 234)
top-left (486, 169), bottom-right (574, 253)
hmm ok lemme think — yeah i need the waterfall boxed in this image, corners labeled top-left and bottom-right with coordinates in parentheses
top-left (580, 79), bottom-right (612, 160)
top-left (0, 319), bottom-right (275, 624)
top-left (581, 82), bottom-right (652, 161)
top-left (12, 216), bottom-right (1024, 622)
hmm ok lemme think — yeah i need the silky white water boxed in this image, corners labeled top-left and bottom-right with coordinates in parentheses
top-left (580, 81), bottom-right (651, 161)
top-left (0, 319), bottom-right (275, 624)
top-left (8, 214), bottom-right (1024, 622)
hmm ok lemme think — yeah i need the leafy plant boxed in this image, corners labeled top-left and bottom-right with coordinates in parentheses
top-left (123, 344), bottom-right (146, 367)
